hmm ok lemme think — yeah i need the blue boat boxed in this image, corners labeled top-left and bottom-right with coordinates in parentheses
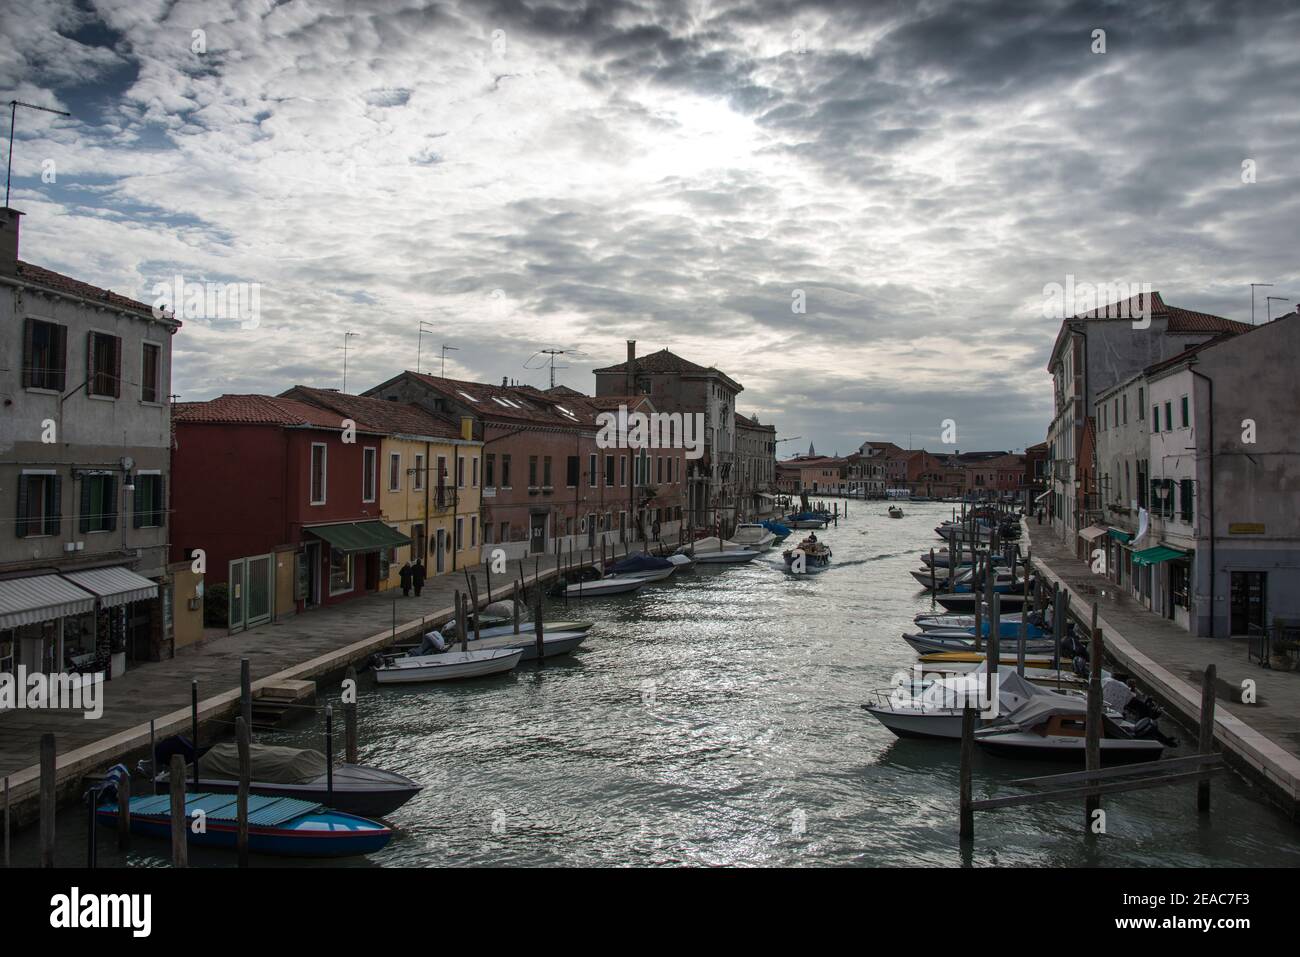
top-left (760, 519), bottom-right (792, 542)
top-left (97, 792), bottom-right (392, 858)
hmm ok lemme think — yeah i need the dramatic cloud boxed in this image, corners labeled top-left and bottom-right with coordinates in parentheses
top-left (4, 0), bottom-right (1298, 453)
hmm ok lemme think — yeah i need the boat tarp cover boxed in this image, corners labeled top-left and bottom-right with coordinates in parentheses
top-left (761, 520), bottom-right (792, 536)
top-left (1004, 694), bottom-right (1087, 729)
top-left (610, 554), bottom-right (673, 575)
top-left (199, 742), bottom-right (327, 784)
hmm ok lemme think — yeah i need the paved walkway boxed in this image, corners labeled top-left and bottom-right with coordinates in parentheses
top-left (0, 545), bottom-right (631, 824)
top-left (1024, 520), bottom-right (1300, 817)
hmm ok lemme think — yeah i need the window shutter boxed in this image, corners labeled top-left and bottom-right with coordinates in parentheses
top-left (45, 475), bottom-right (62, 536)
top-left (54, 324), bottom-right (67, 391)
top-left (106, 475), bottom-right (118, 531)
top-left (80, 475), bottom-right (92, 533)
top-left (22, 318), bottom-right (34, 388)
top-left (133, 478), bottom-right (144, 528)
top-left (87, 331), bottom-right (95, 395)
top-left (112, 336), bottom-right (122, 398)
top-left (15, 475), bottom-right (29, 538)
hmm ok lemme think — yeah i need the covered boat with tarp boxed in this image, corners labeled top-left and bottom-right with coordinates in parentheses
top-left (760, 519), bottom-right (793, 542)
top-left (606, 553), bottom-right (676, 582)
top-left (152, 736), bottom-right (422, 817)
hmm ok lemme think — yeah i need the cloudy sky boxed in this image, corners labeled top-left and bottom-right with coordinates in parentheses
top-left (3, 0), bottom-right (1298, 455)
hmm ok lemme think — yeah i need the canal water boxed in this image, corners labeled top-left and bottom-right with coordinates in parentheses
top-left (15, 502), bottom-right (1300, 866)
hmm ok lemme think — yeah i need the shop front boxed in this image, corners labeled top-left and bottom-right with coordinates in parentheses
top-left (303, 521), bottom-right (412, 609)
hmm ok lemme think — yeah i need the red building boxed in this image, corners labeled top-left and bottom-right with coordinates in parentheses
top-left (171, 395), bottom-right (410, 630)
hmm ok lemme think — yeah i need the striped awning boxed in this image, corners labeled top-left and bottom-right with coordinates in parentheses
top-left (0, 574), bottom-right (96, 629)
top-left (62, 566), bottom-right (159, 607)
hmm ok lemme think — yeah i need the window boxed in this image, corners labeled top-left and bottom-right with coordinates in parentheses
top-left (362, 447), bottom-right (377, 502)
top-left (543, 456), bottom-right (552, 487)
top-left (566, 455), bottom-right (579, 488)
top-left (1164, 401), bottom-right (1172, 432)
top-left (1180, 395), bottom-right (1189, 428)
top-left (329, 549), bottom-right (353, 595)
top-left (483, 522), bottom-right (493, 545)
top-left (471, 456), bottom-right (479, 488)
top-left (501, 454), bottom-right (511, 488)
top-left (455, 517), bottom-right (464, 549)
top-left (23, 319), bottom-right (67, 391)
top-left (437, 456), bottom-right (449, 508)
top-left (414, 453), bottom-right (425, 491)
top-left (1122, 394), bottom-right (1127, 425)
top-left (471, 516), bottom-right (478, 547)
top-left (1112, 398), bottom-right (1118, 428)
top-left (133, 473), bottom-right (165, 528)
top-left (605, 455), bottom-right (614, 487)
top-left (141, 342), bottom-right (161, 403)
top-left (529, 455), bottom-right (539, 488)
top-left (1179, 478), bottom-right (1194, 523)
top-left (310, 444), bottom-right (327, 504)
top-left (388, 452), bottom-right (401, 491)
top-left (80, 474), bottom-right (117, 532)
top-left (485, 453), bottom-right (496, 488)
top-left (499, 521), bottom-right (509, 542)
top-left (589, 453), bottom-right (597, 487)
top-left (1138, 387), bottom-right (1145, 419)
top-left (457, 455), bottom-right (465, 488)
top-left (17, 472), bottom-right (61, 537)
top-left (1152, 406), bottom-right (1160, 432)
top-left (87, 332), bottom-right (122, 398)
top-left (656, 456), bottom-right (663, 484)
top-left (620, 455), bottom-right (627, 486)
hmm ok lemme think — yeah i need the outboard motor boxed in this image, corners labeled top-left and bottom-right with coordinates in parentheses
top-left (1072, 655), bottom-right (1090, 677)
top-left (1132, 717), bottom-right (1180, 748)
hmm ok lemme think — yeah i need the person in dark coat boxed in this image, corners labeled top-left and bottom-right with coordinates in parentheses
top-left (412, 559), bottom-right (427, 597)
top-left (398, 561), bottom-right (413, 597)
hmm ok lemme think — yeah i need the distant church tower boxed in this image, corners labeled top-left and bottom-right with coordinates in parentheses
top-left (808, 442), bottom-right (815, 456)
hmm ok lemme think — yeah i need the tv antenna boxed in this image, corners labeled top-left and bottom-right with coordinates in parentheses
top-left (1249, 283), bottom-right (1273, 326)
top-left (415, 321), bottom-right (436, 374)
top-left (439, 344), bottom-right (459, 378)
top-left (6, 100), bottom-right (73, 206)
top-left (525, 347), bottom-right (587, 389)
top-left (1266, 296), bottom-right (1290, 322)
top-left (343, 331), bottom-right (360, 392)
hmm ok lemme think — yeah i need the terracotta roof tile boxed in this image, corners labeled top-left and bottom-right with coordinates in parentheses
top-left (407, 372), bottom-right (597, 427)
top-left (173, 394), bottom-right (374, 430)
top-left (15, 260), bottom-right (169, 322)
top-left (280, 386), bottom-right (463, 439)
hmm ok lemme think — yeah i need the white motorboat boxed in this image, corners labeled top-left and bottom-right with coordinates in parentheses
top-left (888, 506), bottom-right (904, 519)
top-left (728, 524), bottom-right (777, 550)
top-left (902, 631), bottom-right (1057, 655)
top-left (677, 537), bottom-right (761, 564)
top-left (446, 619), bottom-right (593, 641)
top-left (975, 696), bottom-right (1166, 764)
top-left (863, 667), bottom-right (1054, 741)
top-left (914, 611), bottom-right (1030, 632)
top-left (564, 575), bottom-right (647, 597)
top-left (469, 629), bottom-right (589, 660)
top-left (373, 648), bottom-right (523, 684)
top-left (935, 591), bottom-right (1031, 612)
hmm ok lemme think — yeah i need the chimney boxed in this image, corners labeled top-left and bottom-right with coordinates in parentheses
top-left (625, 340), bottom-right (636, 396)
top-left (0, 207), bottom-right (23, 276)
top-left (502, 376), bottom-right (508, 387)
top-left (460, 416), bottom-right (474, 441)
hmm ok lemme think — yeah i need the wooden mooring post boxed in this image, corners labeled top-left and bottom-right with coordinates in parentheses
top-left (3, 775), bottom-right (9, 867)
top-left (116, 771), bottom-right (131, 852)
top-left (191, 679), bottom-right (200, 784)
top-left (959, 706), bottom-right (975, 840)
top-left (240, 657), bottom-right (252, 734)
top-left (1085, 602), bottom-right (1104, 827)
top-left (468, 575), bottom-right (482, 643)
top-left (169, 754), bottom-right (188, 868)
top-left (512, 580), bottom-right (522, 634)
top-left (533, 586), bottom-right (545, 663)
top-left (39, 733), bottom-right (55, 868)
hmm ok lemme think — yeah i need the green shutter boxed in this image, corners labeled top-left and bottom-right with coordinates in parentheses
top-left (105, 475), bottom-right (118, 532)
top-left (45, 475), bottom-right (61, 536)
top-left (80, 475), bottom-right (92, 533)
top-left (133, 478), bottom-right (144, 528)
top-left (16, 475), bottom-right (29, 538)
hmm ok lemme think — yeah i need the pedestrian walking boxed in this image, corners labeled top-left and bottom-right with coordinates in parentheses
top-left (399, 560), bottom-right (413, 597)
top-left (412, 558), bottom-right (427, 597)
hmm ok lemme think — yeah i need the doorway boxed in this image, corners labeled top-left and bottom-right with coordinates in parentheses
top-left (530, 513), bottom-right (547, 554)
top-left (1230, 571), bottom-right (1266, 636)
top-left (435, 529), bottom-right (446, 574)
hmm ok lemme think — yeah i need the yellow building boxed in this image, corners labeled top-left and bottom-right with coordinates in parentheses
top-left (281, 387), bottom-right (482, 584)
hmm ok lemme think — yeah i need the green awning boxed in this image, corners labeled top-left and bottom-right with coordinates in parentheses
top-left (306, 521), bottom-right (411, 554)
top-left (1131, 545), bottom-right (1187, 566)
top-left (1108, 528), bottom-right (1133, 543)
